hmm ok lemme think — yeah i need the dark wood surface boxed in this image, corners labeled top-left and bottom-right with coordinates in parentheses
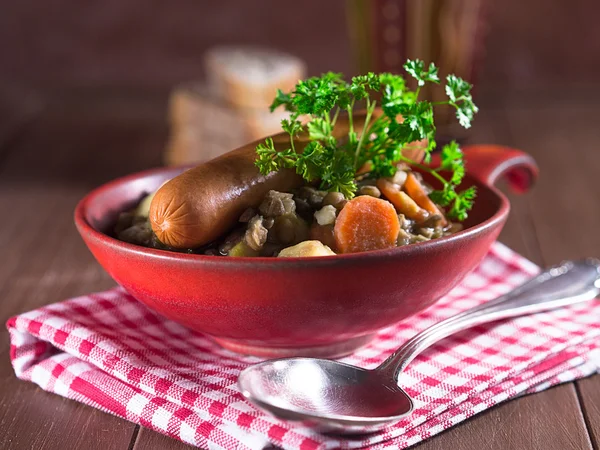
top-left (0, 90), bottom-right (599, 449)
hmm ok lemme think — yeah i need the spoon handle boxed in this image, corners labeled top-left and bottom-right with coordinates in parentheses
top-left (377, 258), bottom-right (600, 380)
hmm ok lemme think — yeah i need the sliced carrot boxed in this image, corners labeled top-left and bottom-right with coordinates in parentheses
top-left (376, 178), bottom-right (429, 223)
top-left (334, 196), bottom-right (400, 253)
top-left (401, 139), bottom-right (427, 163)
top-left (356, 161), bottom-right (373, 175)
top-left (404, 173), bottom-right (448, 226)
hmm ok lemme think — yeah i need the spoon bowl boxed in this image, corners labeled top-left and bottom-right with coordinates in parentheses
top-left (238, 358), bottom-right (413, 432)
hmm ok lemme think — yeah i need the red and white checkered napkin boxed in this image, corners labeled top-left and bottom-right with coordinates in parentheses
top-left (7, 243), bottom-right (600, 450)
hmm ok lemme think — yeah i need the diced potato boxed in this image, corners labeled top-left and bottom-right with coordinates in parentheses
top-left (135, 192), bottom-right (156, 218)
top-left (134, 180), bottom-right (169, 218)
top-left (314, 205), bottom-right (337, 226)
top-left (391, 169), bottom-right (408, 187)
top-left (278, 240), bottom-right (336, 257)
top-left (228, 240), bottom-right (260, 257)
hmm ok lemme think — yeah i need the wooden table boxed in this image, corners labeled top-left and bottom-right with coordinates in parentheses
top-left (1, 89), bottom-right (599, 449)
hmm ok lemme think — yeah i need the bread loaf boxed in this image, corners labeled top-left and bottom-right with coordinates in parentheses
top-left (204, 46), bottom-right (306, 110)
top-left (164, 83), bottom-right (294, 165)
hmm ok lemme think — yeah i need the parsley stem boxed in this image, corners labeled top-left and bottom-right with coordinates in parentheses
top-left (354, 99), bottom-right (376, 170)
top-left (347, 100), bottom-right (355, 139)
top-left (415, 86), bottom-right (421, 100)
top-left (331, 107), bottom-right (340, 128)
top-left (397, 155), bottom-right (449, 186)
top-left (290, 133), bottom-right (296, 153)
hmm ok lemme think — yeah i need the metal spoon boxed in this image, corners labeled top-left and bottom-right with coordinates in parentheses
top-left (238, 259), bottom-right (600, 434)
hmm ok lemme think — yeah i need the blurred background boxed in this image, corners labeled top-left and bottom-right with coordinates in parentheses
top-left (1, 0), bottom-right (599, 174)
top-left (3, 0), bottom-right (599, 91)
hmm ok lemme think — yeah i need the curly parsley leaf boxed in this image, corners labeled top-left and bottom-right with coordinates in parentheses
top-left (295, 141), bottom-right (325, 181)
top-left (402, 101), bottom-right (435, 138)
top-left (445, 75), bottom-right (470, 102)
top-left (306, 117), bottom-right (330, 141)
top-left (255, 138), bottom-right (279, 174)
top-left (448, 186), bottom-right (477, 221)
top-left (281, 118), bottom-right (303, 137)
top-left (429, 141), bottom-right (475, 220)
top-left (429, 185), bottom-right (457, 207)
top-left (380, 73), bottom-right (409, 118)
top-left (324, 171), bottom-right (356, 199)
top-left (270, 89), bottom-right (295, 113)
top-left (445, 74), bottom-right (479, 128)
top-left (456, 101), bottom-right (478, 128)
top-left (404, 59), bottom-right (440, 86)
top-left (387, 101), bottom-right (436, 154)
top-left (292, 72), bottom-right (345, 115)
top-left (256, 60), bottom-right (479, 219)
top-left (350, 73), bottom-right (381, 100)
top-left (430, 184), bottom-right (477, 221)
top-left (321, 163), bottom-right (356, 199)
top-left (255, 138), bottom-right (297, 174)
top-left (440, 141), bottom-right (466, 185)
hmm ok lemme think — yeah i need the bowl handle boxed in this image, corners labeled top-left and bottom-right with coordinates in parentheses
top-left (462, 145), bottom-right (539, 193)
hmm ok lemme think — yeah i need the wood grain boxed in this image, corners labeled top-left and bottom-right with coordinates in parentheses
top-left (0, 97), bottom-right (166, 450)
top-left (577, 375), bottom-right (600, 447)
top-left (416, 384), bottom-right (592, 450)
top-left (0, 200), bottom-right (134, 450)
top-left (504, 100), bottom-right (600, 450)
top-left (133, 428), bottom-right (197, 450)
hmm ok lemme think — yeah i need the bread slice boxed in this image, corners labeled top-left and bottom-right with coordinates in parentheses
top-left (204, 46), bottom-right (306, 110)
top-left (165, 83), bottom-right (294, 165)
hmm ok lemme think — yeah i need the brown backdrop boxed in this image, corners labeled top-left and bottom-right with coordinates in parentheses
top-left (1, 0), bottom-right (599, 95)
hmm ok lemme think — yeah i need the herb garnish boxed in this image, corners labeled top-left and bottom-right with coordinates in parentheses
top-left (255, 59), bottom-right (479, 220)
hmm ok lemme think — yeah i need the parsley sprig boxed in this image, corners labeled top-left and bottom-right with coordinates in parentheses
top-left (255, 59), bottom-right (479, 220)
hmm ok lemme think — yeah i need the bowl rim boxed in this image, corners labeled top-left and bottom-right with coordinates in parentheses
top-left (74, 164), bottom-right (510, 269)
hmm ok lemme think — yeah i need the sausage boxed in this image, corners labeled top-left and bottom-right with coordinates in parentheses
top-left (148, 113), bottom-right (383, 249)
top-left (149, 135), bottom-right (304, 248)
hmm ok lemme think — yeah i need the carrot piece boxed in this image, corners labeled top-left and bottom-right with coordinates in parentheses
top-left (404, 173), bottom-right (448, 226)
top-left (356, 161), bottom-right (373, 175)
top-left (376, 178), bottom-right (429, 223)
top-left (334, 196), bottom-right (400, 253)
top-left (401, 139), bottom-right (427, 163)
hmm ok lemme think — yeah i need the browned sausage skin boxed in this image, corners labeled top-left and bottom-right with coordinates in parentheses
top-left (149, 113), bottom-right (411, 249)
top-left (150, 138), bottom-right (302, 249)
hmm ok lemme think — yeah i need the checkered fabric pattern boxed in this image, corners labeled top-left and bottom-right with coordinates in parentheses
top-left (7, 242), bottom-right (600, 450)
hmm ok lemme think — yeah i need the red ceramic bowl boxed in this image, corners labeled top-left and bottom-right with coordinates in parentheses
top-left (75, 145), bottom-right (537, 358)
